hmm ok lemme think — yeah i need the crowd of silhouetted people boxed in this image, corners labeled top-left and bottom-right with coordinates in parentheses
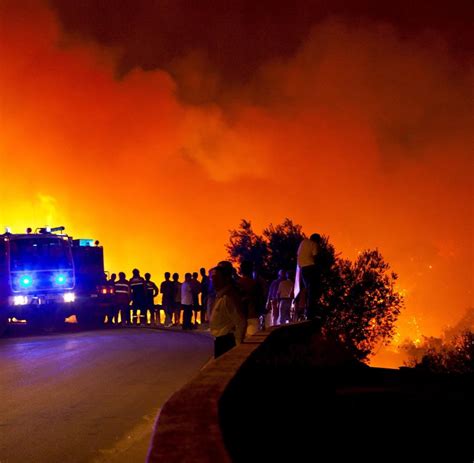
top-left (102, 268), bottom-right (210, 328)
top-left (103, 233), bottom-right (324, 358)
top-left (102, 265), bottom-right (303, 328)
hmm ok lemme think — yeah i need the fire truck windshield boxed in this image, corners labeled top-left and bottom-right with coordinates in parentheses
top-left (9, 238), bottom-right (73, 271)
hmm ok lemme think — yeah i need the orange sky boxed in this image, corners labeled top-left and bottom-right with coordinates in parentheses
top-left (0, 0), bottom-right (473, 348)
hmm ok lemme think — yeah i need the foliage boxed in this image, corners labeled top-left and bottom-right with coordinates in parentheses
top-left (263, 218), bottom-right (306, 276)
top-left (226, 219), bottom-right (404, 361)
top-left (226, 220), bottom-right (269, 272)
top-left (322, 250), bottom-right (403, 360)
top-left (405, 330), bottom-right (474, 374)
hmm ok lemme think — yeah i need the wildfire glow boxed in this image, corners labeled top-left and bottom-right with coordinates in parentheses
top-left (0, 1), bottom-right (472, 365)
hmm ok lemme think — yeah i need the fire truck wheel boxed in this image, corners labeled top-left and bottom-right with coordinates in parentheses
top-left (0, 313), bottom-right (8, 336)
top-left (42, 313), bottom-right (60, 333)
top-left (27, 311), bottom-right (60, 333)
top-left (77, 310), bottom-right (102, 329)
top-left (28, 313), bottom-right (43, 332)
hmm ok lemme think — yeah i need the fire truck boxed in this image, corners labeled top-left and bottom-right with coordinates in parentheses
top-left (0, 226), bottom-right (115, 335)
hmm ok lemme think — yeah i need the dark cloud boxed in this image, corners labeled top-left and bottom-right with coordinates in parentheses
top-left (50, 0), bottom-right (474, 86)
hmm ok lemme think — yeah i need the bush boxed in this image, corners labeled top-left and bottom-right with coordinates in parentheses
top-left (405, 331), bottom-right (474, 374)
top-left (227, 219), bottom-right (404, 361)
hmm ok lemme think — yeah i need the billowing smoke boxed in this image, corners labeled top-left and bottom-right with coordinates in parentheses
top-left (0, 0), bottom-right (472, 354)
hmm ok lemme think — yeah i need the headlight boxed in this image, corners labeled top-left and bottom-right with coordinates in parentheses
top-left (13, 295), bottom-right (28, 305)
top-left (63, 292), bottom-right (75, 303)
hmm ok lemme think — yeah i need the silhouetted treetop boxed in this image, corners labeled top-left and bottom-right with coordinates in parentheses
top-left (226, 219), bottom-right (404, 361)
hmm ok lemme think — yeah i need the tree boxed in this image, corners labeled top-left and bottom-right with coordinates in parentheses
top-left (226, 220), bottom-right (269, 272)
top-left (402, 309), bottom-right (474, 374)
top-left (263, 218), bottom-right (306, 276)
top-left (323, 250), bottom-right (403, 360)
top-left (407, 331), bottom-right (474, 374)
top-left (226, 219), bottom-right (404, 361)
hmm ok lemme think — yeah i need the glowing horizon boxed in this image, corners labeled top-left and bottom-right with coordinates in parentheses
top-left (1, 1), bottom-right (472, 356)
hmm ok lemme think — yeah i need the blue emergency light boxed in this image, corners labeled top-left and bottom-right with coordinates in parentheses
top-left (20, 276), bottom-right (32, 287)
top-left (79, 239), bottom-right (94, 247)
top-left (55, 274), bottom-right (67, 285)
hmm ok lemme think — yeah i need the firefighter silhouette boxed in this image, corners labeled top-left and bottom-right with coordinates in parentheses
top-left (114, 272), bottom-right (131, 324)
top-left (144, 272), bottom-right (159, 325)
top-left (129, 269), bottom-right (146, 324)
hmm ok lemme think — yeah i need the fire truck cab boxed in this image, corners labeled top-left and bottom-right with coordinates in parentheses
top-left (0, 227), bottom-right (114, 335)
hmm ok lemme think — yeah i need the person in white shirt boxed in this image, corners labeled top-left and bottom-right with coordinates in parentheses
top-left (266, 269), bottom-right (285, 327)
top-left (277, 271), bottom-right (294, 324)
top-left (181, 273), bottom-right (194, 330)
top-left (210, 265), bottom-right (247, 358)
top-left (296, 233), bottom-right (322, 321)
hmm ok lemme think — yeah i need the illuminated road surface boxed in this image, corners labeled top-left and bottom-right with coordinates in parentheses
top-left (0, 328), bottom-right (213, 463)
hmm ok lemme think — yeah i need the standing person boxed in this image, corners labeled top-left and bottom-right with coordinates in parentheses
top-left (172, 273), bottom-right (182, 326)
top-left (252, 266), bottom-right (268, 330)
top-left (144, 273), bottom-right (159, 325)
top-left (211, 261), bottom-right (235, 322)
top-left (218, 261), bottom-right (237, 282)
top-left (160, 272), bottom-right (175, 327)
top-left (293, 287), bottom-right (307, 322)
top-left (206, 268), bottom-right (216, 324)
top-left (190, 272), bottom-right (201, 326)
top-left (181, 273), bottom-right (194, 330)
top-left (237, 261), bottom-right (261, 337)
top-left (267, 270), bottom-right (285, 327)
top-left (100, 272), bottom-right (108, 285)
top-left (106, 273), bottom-right (117, 324)
top-left (114, 272), bottom-right (130, 325)
top-left (297, 233), bottom-right (322, 321)
top-left (130, 268), bottom-right (146, 325)
top-left (210, 265), bottom-right (247, 358)
top-left (200, 267), bottom-right (209, 325)
top-left (108, 273), bottom-right (117, 286)
top-left (277, 271), bottom-right (294, 325)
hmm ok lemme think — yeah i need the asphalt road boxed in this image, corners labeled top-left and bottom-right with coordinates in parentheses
top-left (0, 327), bottom-right (213, 463)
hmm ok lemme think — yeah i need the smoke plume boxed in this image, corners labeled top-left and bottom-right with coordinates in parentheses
top-left (0, 1), bottom-right (472, 356)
